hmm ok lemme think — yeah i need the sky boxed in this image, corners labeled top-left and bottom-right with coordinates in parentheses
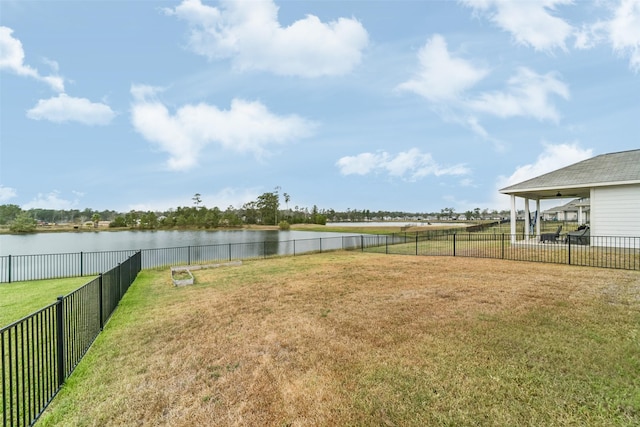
top-left (1, 0), bottom-right (639, 214)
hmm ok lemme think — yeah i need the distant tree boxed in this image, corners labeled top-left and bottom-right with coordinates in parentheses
top-left (91, 213), bottom-right (100, 228)
top-left (109, 216), bottom-right (127, 228)
top-left (204, 207), bottom-right (221, 228)
top-left (0, 204), bottom-right (22, 225)
top-left (80, 208), bottom-right (94, 223)
top-left (10, 212), bottom-right (36, 233)
top-left (441, 207), bottom-right (455, 219)
top-left (222, 206), bottom-right (242, 227)
top-left (314, 214), bottom-right (327, 225)
top-left (140, 211), bottom-right (158, 229)
top-left (256, 192), bottom-right (279, 225)
top-left (283, 192), bottom-right (290, 220)
top-left (124, 211), bottom-right (139, 227)
top-left (242, 201), bottom-right (259, 224)
top-left (192, 193), bottom-right (202, 208)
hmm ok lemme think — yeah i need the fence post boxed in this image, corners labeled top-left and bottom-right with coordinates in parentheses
top-left (320, 238), bottom-right (322, 253)
top-left (56, 296), bottom-right (65, 387)
top-left (386, 236), bottom-right (389, 254)
top-left (80, 251), bottom-right (83, 277)
top-left (361, 235), bottom-right (364, 252)
top-left (453, 233), bottom-right (457, 257)
top-left (98, 274), bottom-right (104, 330)
top-left (294, 240), bottom-right (296, 256)
top-left (117, 263), bottom-right (122, 298)
top-left (264, 241), bottom-right (267, 259)
top-left (8, 254), bottom-right (11, 283)
top-left (415, 234), bottom-right (418, 256)
top-left (188, 246), bottom-right (191, 266)
top-left (501, 234), bottom-right (505, 259)
top-left (228, 244), bottom-right (232, 262)
top-left (567, 238), bottom-right (571, 265)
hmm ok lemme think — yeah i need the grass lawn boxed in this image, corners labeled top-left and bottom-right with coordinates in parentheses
top-left (38, 252), bottom-right (640, 426)
top-left (0, 276), bottom-right (95, 327)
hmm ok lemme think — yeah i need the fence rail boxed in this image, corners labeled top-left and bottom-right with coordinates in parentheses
top-left (2, 234), bottom-right (639, 284)
top-left (1, 251), bottom-right (142, 427)
top-left (2, 233), bottom-right (640, 426)
top-left (1, 237), bottom-right (364, 284)
top-left (364, 233), bottom-right (640, 270)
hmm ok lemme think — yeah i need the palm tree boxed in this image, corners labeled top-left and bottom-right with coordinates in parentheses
top-left (91, 213), bottom-right (101, 228)
top-left (283, 192), bottom-right (290, 220)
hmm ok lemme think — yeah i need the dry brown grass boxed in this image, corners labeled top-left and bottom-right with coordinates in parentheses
top-left (39, 252), bottom-right (640, 426)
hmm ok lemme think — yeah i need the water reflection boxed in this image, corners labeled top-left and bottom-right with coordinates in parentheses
top-left (0, 229), bottom-right (357, 256)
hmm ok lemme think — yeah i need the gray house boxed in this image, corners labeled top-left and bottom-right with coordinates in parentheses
top-left (499, 149), bottom-right (640, 244)
top-left (541, 198), bottom-right (590, 222)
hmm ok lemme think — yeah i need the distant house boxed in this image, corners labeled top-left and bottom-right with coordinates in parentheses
top-left (500, 149), bottom-right (640, 243)
top-left (541, 198), bottom-right (590, 222)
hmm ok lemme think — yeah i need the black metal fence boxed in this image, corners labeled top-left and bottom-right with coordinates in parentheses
top-left (1, 251), bottom-right (141, 427)
top-left (362, 233), bottom-right (640, 270)
top-left (0, 237), bottom-right (363, 284)
top-left (1, 233), bottom-right (639, 426)
top-left (2, 234), bottom-right (640, 285)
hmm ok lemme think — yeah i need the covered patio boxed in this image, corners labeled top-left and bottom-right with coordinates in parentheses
top-left (500, 150), bottom-right (640, 246)
top-left (503, 189), bottom-right (590, 244)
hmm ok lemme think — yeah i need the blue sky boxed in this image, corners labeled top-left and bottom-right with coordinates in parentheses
top-left (1, 0), bottom-right (638, 214)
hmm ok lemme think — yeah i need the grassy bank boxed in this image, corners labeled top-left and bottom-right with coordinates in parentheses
top-left (0, 276), bottom-right (93, 327)
top-left (39, 253), bottom-right (639, 426)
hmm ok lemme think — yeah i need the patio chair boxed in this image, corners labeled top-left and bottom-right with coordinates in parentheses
top-left (566, 226), bottom-right (590, 245)
top-left (540, 225), bottom-right (562, 243)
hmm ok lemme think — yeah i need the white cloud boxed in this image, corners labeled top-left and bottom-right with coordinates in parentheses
top-left (461, 0), bottom-right (574, 51)
top-left (336, 148), bottom-right (470, 181)
top-left (577, 0), bottom-right (640, 72)
top-left (130, 84), bottom-right (316, 171)
top-left (466, 67), bottom-right (569, 122)
top-left (336, 152), bottom-right (387, 175)
top-left (0, 185), bottom-right (17, 202)
top-left (22, 190), bottom-right (79, 210)
top-left (464, 115), bottom-right (506, 151)
top-left (0, 26), bottom-right (64, 92)
top-left (26, 94), bottom-right (116, 125)
top-left (398, 35), bottom-right (570, 145)
top-left (397, 34), bottom-right (489, 102)
top-left (128, 187), bottom-right (260, 212)
top-left (607, 0), bottom-right (640, 71)
top-left (496, 141), bottom-right (593, 192)
top-left (164, 0), bottom-right (369, 77)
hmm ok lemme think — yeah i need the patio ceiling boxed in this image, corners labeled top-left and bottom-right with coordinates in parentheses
top-left (502, 185), bottom-right (591, 201)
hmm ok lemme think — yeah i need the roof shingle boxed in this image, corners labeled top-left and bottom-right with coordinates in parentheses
top-left (500, 149), bottom-right (640, 193)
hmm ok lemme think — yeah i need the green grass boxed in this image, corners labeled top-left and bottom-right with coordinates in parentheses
top-left (0, 276), bottom-right (95, 327)
top-left (36, 253), bottom-right (640, 426)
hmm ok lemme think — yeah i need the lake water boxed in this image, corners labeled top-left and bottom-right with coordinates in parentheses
top-left (0, 229), bottom-right (359, 256)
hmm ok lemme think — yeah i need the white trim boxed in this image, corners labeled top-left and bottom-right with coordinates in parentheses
top-left (500, 180), bottom-right (640, 195)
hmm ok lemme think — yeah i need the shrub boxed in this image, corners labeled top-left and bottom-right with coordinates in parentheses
top-left (9, 212), bottom-right (36, 233)
top-left (278, 220), bottom-right (291, 230)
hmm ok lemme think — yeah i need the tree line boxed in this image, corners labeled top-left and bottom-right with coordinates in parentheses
top-left (0, 191), bottom-right (513, 233)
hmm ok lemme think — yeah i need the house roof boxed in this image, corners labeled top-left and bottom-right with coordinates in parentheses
top-left (500, 149), bottom-right (640, 200)
top-left (543, 198), bottom-right (590, 214)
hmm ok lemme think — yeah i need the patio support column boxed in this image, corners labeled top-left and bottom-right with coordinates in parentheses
top-left (578, 206), bottom-right (583, 225)
top-left (510, 194), bottom-right (516, 243)
top-left (536, 199), bottom-right (541, 237)
top-left (524, 198), bottom-right (530, 241)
